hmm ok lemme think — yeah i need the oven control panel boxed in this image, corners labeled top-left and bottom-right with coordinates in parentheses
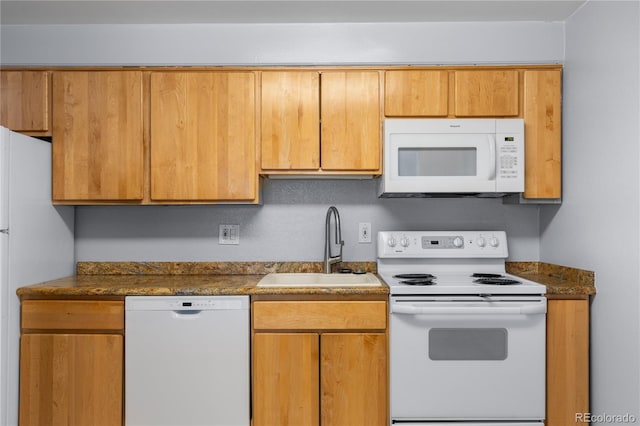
top-left (377, 231), bottom-right (508, 258)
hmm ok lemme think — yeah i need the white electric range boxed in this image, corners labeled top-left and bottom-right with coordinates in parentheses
top-left (378, 231), bottom-right (546, 426)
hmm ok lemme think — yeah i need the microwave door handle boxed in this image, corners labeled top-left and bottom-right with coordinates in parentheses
top-left (487, 134), bottom-right (497, 180)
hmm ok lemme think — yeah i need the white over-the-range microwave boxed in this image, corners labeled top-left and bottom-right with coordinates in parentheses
top-left (379, 118), bottom-right (524, 197)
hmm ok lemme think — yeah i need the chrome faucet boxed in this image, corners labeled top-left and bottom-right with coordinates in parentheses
top-left (324, 206), bottom-right (344, 274)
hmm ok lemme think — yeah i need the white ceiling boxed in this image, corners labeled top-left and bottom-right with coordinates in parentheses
top-left (0, 0), bottom-right (586, 25)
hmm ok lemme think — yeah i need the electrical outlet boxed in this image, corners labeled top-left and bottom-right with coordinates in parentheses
top-left (219, 224), bottom-right (240, 245)
top-left (358, 223), bottom-right (372, 243)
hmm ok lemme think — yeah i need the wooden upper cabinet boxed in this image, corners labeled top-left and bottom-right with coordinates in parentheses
top-left (384, 70), bottom-right (448, 117)
top-left (260, 70), bottom-right (380, 173)
top-left (454, 70), bottom-right (519, 117)
top-left (321, 71), bottom-right (381, 171)
top-left (0, 70), bottom-right (51, 134)
top-left (52, 71), bottom-right (144, 202)
top-left (523, 69), bottom-right (562, 199)
top-left (150, 71), bottom-right (257, 202)
top-left (37, 65), bottom-right (559, 201)
top-left (261, 71), bottom-right (320, 170)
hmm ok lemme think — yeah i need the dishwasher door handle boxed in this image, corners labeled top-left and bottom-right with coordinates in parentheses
top-left (172, 310), bottom-right (203, 318)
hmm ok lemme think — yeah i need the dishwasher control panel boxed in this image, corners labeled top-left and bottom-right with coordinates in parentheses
top-left (125, 296), bottom-right (249, 311)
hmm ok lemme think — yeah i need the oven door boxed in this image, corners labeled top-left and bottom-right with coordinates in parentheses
top-left (389, 296), bottom-right (546, 423)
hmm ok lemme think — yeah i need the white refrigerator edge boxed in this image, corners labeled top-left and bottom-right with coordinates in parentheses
top-left (0, 126), bottom-right (75, 426)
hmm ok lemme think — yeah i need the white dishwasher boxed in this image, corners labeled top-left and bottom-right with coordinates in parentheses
top-left (125, 295), bottom-right (249, 426)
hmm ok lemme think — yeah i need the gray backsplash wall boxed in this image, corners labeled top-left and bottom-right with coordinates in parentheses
top-left (76, 179), bottom-right (540, 262)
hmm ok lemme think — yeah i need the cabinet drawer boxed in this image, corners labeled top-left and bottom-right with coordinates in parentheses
top-left (253, 301), bottom-right (387, 330)
top-left (22, 300), bottom-right (124, 331)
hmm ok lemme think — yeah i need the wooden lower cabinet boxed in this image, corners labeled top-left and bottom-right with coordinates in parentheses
top-left (19, 334), bottom-right (123, 426)
top-left (19, 300), bottom-right (124, 426)
top-left (252, 299), bottom-right (388, 426)
top-left (546, 298), bottom-right (590, 426)
top-left (320, 333), bottom-right (387, 426)
top-left (253, 333), bottom-right (320, 426)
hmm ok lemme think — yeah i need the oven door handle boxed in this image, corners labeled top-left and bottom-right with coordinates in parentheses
top-left (391, 303), bottom-right (546, 315)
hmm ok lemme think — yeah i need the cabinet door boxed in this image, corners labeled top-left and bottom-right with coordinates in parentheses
top-left (253, 333), bottom-right (320, 426)
top-left (523, 69), bottom-right (562, 199)
top-left (385, 70), bottom-right (448, 117)
top-left (321, 333), bottom-right (388, 426)
top-left (546, 299), bottom-right (589, 426)
top-left (19, 333), bottom-right (123, 426)
top-left (0, 70), bottom-right (50, 134)
top-left (261, 71), bottom-right (320, 170)
top-left (52, 71), bottom-right (144, 201)
top-left (454, 70), bottom-right (519, 116)
top-left (150, 72), bottom-right (257, 201)
top-left (321, 71), bottom-right (381, 171)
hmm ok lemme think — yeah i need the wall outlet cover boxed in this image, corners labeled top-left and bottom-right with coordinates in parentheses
top-left (219, 224), bottom-right (240, 245)
top-left (358, 222), bottom-right (372, 243)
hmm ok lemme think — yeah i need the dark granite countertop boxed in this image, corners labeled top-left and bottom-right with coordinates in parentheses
top-left (17, 261), bottom-right (388, 299)
top-left (17, 261), bottom-right (594, 299)
top-left (507, 262), bottom-right (596, 298)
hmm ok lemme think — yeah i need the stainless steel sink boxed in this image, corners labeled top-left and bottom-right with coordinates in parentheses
top-left (257, 273), bottom-right (382, 287)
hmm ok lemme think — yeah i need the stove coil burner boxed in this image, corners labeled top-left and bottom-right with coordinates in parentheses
top-left (393, 273), bottom-right (437, 286)
top-left (471, 273), bottom-right (504, 278)
top-left (473, 278), bottom-right (521, 285)
top-left (393, 273), bottom-right (436, 279)
top-left (399, 278), bottom-right (436, 286)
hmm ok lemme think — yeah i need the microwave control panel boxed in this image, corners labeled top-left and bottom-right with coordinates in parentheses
top-left (495, 120), bottom-right (524, 192)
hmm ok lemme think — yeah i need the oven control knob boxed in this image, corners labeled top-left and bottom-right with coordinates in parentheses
top-left (452, 236), bottom-right (464, 248)
top-left (387, 237), bottom-right (397, 247)
top-left (400, 237), bottom-right (410, 248)
top-left (489, 237), bottom-right (500, 247)
top-left (477, 237), bottom-right (486, 247)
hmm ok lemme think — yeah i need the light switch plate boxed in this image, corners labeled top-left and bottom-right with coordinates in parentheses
top-left (219, 224), bottom-right (240, 245)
